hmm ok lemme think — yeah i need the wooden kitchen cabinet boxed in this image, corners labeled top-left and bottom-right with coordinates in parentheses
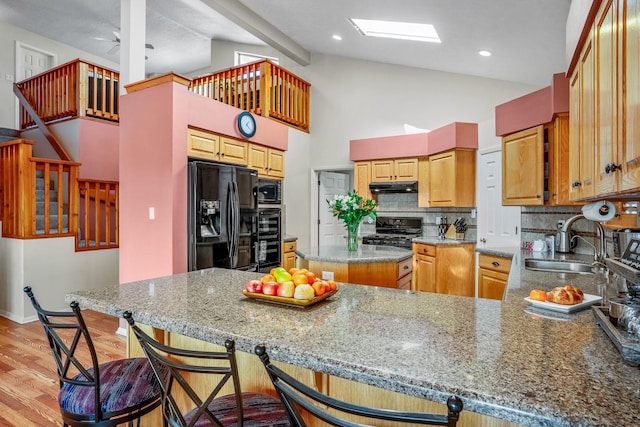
top-left (568, 28), bottom-right (596, 202)
top-left (247, 144), bottom-right (285, 178)
top-left (282, 240), bottom-right (297, 270)
top-left (502, 113), bottom-right (574, 206)
top-left (424, 149), bottom-right (475, 207)
top-left (370, 158), bottom-right (418, 182)
top-left (412, 242), bottom-right (475, 297)
top-left (569, 0), bottom-right (640, 200)
top-left (477, 253), bottom-right (512, 300)
top-left (187, 129), bottom-right (248, 165)
top-left (353, 161), bottom-right (372, 199)
top-left (301, 256), bottom-right (412, 289)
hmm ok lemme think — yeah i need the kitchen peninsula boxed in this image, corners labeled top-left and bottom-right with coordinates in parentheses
top-left (295, 244), bottom-right (413, 289)
top-left (67, 261), bottom-right (639, 427)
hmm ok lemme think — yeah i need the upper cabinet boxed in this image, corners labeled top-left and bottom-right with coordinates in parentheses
top-left (569, 0), bottom-right (640, 200)
top-left (187, 128), bottom-right (248, 165)
top-left (503, 113), bottom-right (574, 206)
top-left (370, 158), bottom-right (418, 182)
top-left (353, 161), bottom-right (372, 199)
top-left (423, 149), bottom-right (476, 207)
top-left (247, 145), bottom-right (285, 178)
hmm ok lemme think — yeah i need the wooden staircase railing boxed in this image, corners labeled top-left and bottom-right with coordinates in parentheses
top-left (0, 139), bottom-right (118, 249)
top-left (190, 59), bottom-right (310, 133)
top-left (77, 179), bottom-right (119, 250)
top-left (15, 58), bottom-right (120, 128)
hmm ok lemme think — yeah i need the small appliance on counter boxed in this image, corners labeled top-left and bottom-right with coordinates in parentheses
top-left (598, 239), bottom-right (640, 365)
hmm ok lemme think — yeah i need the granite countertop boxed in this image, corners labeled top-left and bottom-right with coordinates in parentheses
top-left (295, 244), bottom-right (413, 264)
top-left (413, 236), bottom-right (476, 245)
top-left (67, 257), bottom-right (640, 427)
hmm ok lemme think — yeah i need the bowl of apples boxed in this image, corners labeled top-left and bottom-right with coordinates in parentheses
top-left (243, 266), bottom-right (338, 307)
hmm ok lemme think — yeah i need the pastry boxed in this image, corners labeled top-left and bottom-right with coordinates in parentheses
top-left (546, 285), bottom-right (584, 305)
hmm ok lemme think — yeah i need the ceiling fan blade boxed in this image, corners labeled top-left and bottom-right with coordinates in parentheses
top-left (113, 30), bottom-right (121, 42)
top-left (107, 44), bottom-right (120, 55)
top-left (145, 43), bottom-right (154, 50)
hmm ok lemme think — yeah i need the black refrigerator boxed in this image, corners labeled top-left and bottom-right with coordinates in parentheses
top-left (188, 161), bottom-right (258, 272)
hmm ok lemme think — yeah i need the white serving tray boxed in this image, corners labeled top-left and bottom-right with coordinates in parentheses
top-left (524, 293), bottom-right (602, 313)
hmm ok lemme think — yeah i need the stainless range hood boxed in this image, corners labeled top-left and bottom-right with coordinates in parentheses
top-left (369, 181), bottom-right (418, 194)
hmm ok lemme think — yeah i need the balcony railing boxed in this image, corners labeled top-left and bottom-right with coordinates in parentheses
top-left (77, 179), bottom-right (119, 250)
top-left (190, 60), bottom-right (310, 133)
top-left (15, 58), bottom-right (120, 129)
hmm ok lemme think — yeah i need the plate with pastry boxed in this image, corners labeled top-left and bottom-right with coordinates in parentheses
top-left (524, 285), bottom-right (602, 313)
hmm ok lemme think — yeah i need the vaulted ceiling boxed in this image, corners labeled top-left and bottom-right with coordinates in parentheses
top-left (0, 0), bottom-right (571, 86)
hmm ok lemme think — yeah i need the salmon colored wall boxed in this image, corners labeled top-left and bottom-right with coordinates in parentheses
top-left (118, 75), bottom-right (288, 284)
top-left (426, 122), bottom-right (478, 155)
top-left (349, 122), bottom-right (477, 161)
top-left (78, 118), bottom-right (119, 180)
top-left (494, 73), bottom-right (569, 136)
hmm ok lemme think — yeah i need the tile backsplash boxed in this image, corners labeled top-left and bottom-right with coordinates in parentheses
top-left (360, 193), bottom-right (477, 241)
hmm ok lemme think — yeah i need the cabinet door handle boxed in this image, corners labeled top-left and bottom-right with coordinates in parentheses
top-left (492, 261), bottom-right (500, 267)
top-left (536, 194), bottom-right (541, 198)
top-left (571, 181), bottom-right (582, 188)
top-left (403, 265), bottom-right (409, 270)
top-left (605, 162), bottom-right (622, 173)
top-left (480, 238), bottom-right (487, 243)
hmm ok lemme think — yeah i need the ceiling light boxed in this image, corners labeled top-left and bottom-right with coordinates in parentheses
top-left (348, 18), bottom-right (441, 43)
top-left (478, 50), bottom-right (492, 57)
top-left (332, 34), bottom-right (342, 41)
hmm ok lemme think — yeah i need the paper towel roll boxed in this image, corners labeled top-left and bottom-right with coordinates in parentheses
top-left (582, 201), bottom-right (616, 222)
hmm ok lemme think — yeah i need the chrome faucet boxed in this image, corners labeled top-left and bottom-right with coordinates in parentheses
top-left (557, 214), bottom-right (607, 263)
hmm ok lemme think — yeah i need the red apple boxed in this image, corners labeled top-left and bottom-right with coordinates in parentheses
top-left (277, 281), bottom-right (295, 298)
top-left (245, 279), bottom-right (263, 293)
top-left (262, 282), bottom-right (279, 296)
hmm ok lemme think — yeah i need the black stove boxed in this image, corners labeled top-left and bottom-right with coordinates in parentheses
top-left (362, 217), bottom-right (422, 249)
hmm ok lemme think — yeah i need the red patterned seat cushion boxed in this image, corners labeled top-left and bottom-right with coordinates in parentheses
top-left (183, 392), bottom-right (290, 426)
top-left (58, 357), bottom-right (160, 417)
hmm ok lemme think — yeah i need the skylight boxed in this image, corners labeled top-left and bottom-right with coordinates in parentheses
top-left (348, 18), bottom-right (441, 43)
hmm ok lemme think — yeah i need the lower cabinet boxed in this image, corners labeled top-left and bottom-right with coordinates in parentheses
top-left (412, 243), bottom-right (475, 297)
top-left (282, 240), bottom-right (297, 270)
top-left (299, 256), bottom-right (412, 289)
top-left (477, 254), bottom-right (512, 300)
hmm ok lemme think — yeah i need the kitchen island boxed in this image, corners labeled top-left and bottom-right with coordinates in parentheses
top-left (295, 244), bottom-right (413, 289)
top-left (67, 257), bottom-right (639, 427)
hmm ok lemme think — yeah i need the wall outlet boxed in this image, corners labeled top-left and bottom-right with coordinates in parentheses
top-left (557, 220), bottom-right (565, 229)
top-left (471, 209), bottom-right (477, 219)
top-left (322, 271), bottom-right (334, 280)
top-left (149, 207), bottom-right (155, 220)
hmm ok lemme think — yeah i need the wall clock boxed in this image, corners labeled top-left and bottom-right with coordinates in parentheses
top-left (237, 111), bottom-right (256, 138)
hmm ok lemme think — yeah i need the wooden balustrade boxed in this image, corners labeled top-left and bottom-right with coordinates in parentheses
top-left (15, 58), bottom-right (119, 129)
top-left (0, 139), bottom-right (118, 249)
top-left (190, 60), bottom-right (310, 133)
top-left (77, 179), bottom-right (119, 250)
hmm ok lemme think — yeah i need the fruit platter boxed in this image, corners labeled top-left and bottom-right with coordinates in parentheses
top-left (243, 266), bottom-right (338, 307)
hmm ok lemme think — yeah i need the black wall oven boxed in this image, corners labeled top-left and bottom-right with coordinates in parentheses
top-left (257, 208), bottom-right (281, 272)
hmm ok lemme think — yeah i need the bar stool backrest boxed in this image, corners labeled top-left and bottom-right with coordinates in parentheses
top-left (255, 345), bottom-right (464, 427)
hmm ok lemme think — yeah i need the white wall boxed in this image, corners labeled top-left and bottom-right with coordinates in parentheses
top-left (566, 0), bottom-right (595, 67)
top-left (0, 22), bottom-right (118, 129)
top-left (0, 227), bottom-right (119, 323)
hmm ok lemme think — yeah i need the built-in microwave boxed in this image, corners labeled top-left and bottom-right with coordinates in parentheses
top-left (257, 178), bottom-right (281, 205)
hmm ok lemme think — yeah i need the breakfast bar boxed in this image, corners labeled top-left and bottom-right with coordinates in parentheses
top-left (67, 253), bottom-right (639, 427)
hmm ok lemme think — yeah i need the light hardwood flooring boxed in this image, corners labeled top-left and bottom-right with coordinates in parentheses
top-left (0, 310), bottom-right (125, 426)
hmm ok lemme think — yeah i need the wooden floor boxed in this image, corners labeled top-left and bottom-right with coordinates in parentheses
top-left (0, 310), bottom-right (125, 426)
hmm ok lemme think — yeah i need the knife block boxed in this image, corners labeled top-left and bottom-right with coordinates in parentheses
top-left (444, 225), bottom-right (465, 240)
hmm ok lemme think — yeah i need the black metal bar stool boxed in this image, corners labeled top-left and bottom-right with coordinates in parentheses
top-left (255, 345), bottom-right (464, 427)
top-left (124, 311), bottom-right (290, 426)
top-left (23, 286), bottom-right (161, 427)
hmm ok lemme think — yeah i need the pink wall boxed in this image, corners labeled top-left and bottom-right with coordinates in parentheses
top-left (349, 122), bottom-right (477, 161)
top-left (118, 74), bottom-right (288, 284)
top-left (494, 72), bottom-right (569, 136)
top-left (78, 118), bottom-right (119, 180)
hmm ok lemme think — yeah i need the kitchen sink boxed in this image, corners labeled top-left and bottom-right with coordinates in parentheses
top-left (524, 259), bottom-right (594, 275)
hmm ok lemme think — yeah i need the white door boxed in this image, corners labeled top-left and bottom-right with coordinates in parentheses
top-left (477, 150), bottom-right (521, 247)
top-left (318, 172), bottom-right (350, 246)
top-left (17, 44), bottom-right (54, 80)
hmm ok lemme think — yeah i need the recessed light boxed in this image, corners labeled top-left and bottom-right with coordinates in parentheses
top-left (348, 18), bottom-right (441, 43)
top-left (478, 50), bottom-right (492, 57)
top-left (332, 34), bottom-right (342, 41)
